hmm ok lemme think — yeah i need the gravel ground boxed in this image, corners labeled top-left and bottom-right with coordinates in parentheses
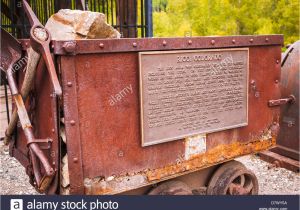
top-left (0, 141), bottom-right (299, 195)
top-left (0, 141), bottom-right (38, 195)
top-left (237, 155), bottom-right (300, 195)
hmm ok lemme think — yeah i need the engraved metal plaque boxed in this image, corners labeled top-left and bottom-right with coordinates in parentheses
top-left (139, 49), bottom-right (249, 146)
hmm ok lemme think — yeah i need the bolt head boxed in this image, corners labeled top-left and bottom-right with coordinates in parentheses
top-left (249, 38), bottom-right (254, 43)
top-left (99, 43), bottom-right (104, 48)
top-left (70, 120), bottom-right (76, 126)
top-left (63, 42), bottom-right (76, 53)
top-left (188, 40), bottom-right (192, 45)
top-left (132, 42), bottom-right (137, 47)
top-left (232, 39), bottom-right (236, 44)
top-left (67, 82), bottom-right (72, 87)
top-left (211, 40), bottom-right (215, 45)
top-left (162, 40), bottom-right (167, 46)
top-left (73, 157), bottom-right (78, 163)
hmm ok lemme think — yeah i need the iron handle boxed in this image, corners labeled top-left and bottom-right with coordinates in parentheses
top-left (268, 95), bottom-right (296, 107)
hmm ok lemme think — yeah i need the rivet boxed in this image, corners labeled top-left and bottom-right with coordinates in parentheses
top-left (188, 40), bottom-right (192, 45)
top-left (255, 91), bottom-right (260, 98)
top-left (211, 40), bottom-right (215, 45)
top-left (67, 82), bottom-right (72, 87)
top-left (265, 37), bottom-right (269, 42)
top-left (70, 120), bottom-right (76, 126)
top-left (250, 38), bottom-right (254, 43)
top-left (25, 42), bottom-right (28, 47)
top-left (232, 39), bottom-right (236, 44)
top-left (275, 79), bottom-right (279, 84)
top-left (62, 41), bottom-right (76, 53)
top-left (51, 44), bottom-right (54, 49)
top-left (52, 128), bottom-right (55, 133)
top-left (73, 157), bottom-right (78, 163)
top-left (52, 161), bottom-right (56, 165)
top-left (99, 43), bottom-right (104, 48)
top-left (276, 59), bottom-right (280, 64)
top-left (162, 40), bottom-right (167, 46)
top-left (132, 42), bottom-right (137, 47)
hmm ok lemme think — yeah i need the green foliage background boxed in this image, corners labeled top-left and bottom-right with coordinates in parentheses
top-left (153, 0), bottom-right (299, 45)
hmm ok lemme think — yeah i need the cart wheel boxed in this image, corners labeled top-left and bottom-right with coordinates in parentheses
top-left (148, 180), bottom-right (193, 195)
top-left (207, 160), bottom-right (259, 195)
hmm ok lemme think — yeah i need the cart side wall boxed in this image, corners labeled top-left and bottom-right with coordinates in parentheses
top-left (60, 44), bottom-right (281, 194)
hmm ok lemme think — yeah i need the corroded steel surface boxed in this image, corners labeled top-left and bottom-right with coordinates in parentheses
top-left (85, 138), bottom-right (274, 195)
top-left (272, 41), bottom-right (299, 160)
top-left (146, 137), bottom-right (275, 182)
top-left (259, 41), bottom-right (299, 173)
top-left (259, 150), bottom-right (300, 172)
top-left (60, 56), bottom-right (85, 194)
top-left (59, 37), bottom-right (282, 194)
top-left (52, 35), bottom-right (283, 55)
top-left (139, 49), bottom-right (249, 146)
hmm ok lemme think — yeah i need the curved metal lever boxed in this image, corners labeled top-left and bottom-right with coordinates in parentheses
top-left (22, 0), bottom-right (62, 96)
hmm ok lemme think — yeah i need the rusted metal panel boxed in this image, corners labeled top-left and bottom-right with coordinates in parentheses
top-left (64, 52), bottom-right (184, 180)
top-left (58, 37), bottom-right (282, 194)
top-left (52, 35), bottom-right (283, 55)
top-left (60, 56), bottom-right (85, 194)
top-left (206, 46), bottom-right (282, 149)
top-left (139, 49), bottom-right (249, 146)
top-left (259, 41), bottom-right (299, 173)
top-left (272, 41), bottom-right (299, 160)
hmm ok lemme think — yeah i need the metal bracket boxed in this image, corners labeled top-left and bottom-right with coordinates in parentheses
top-left (268, 95), bottom-right (296, 107)
top-left (27, 138), bottom-right (53, 150)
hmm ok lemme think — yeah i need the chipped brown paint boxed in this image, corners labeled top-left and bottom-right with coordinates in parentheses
top-left (84, 137), bottom-right (275, 195)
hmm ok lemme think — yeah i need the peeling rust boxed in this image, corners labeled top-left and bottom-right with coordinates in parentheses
top-left (84, 136), bottom-right (275, 195)
top-left (146, 137), bottom-right (275, 182)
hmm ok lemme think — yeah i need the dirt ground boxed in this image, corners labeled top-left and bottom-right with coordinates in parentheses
top-left (0, 141), bottom-right (299, 195)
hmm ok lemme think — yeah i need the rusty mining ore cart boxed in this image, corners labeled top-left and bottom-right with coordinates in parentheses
top-left (2, 33), bottom-right (286, 195)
